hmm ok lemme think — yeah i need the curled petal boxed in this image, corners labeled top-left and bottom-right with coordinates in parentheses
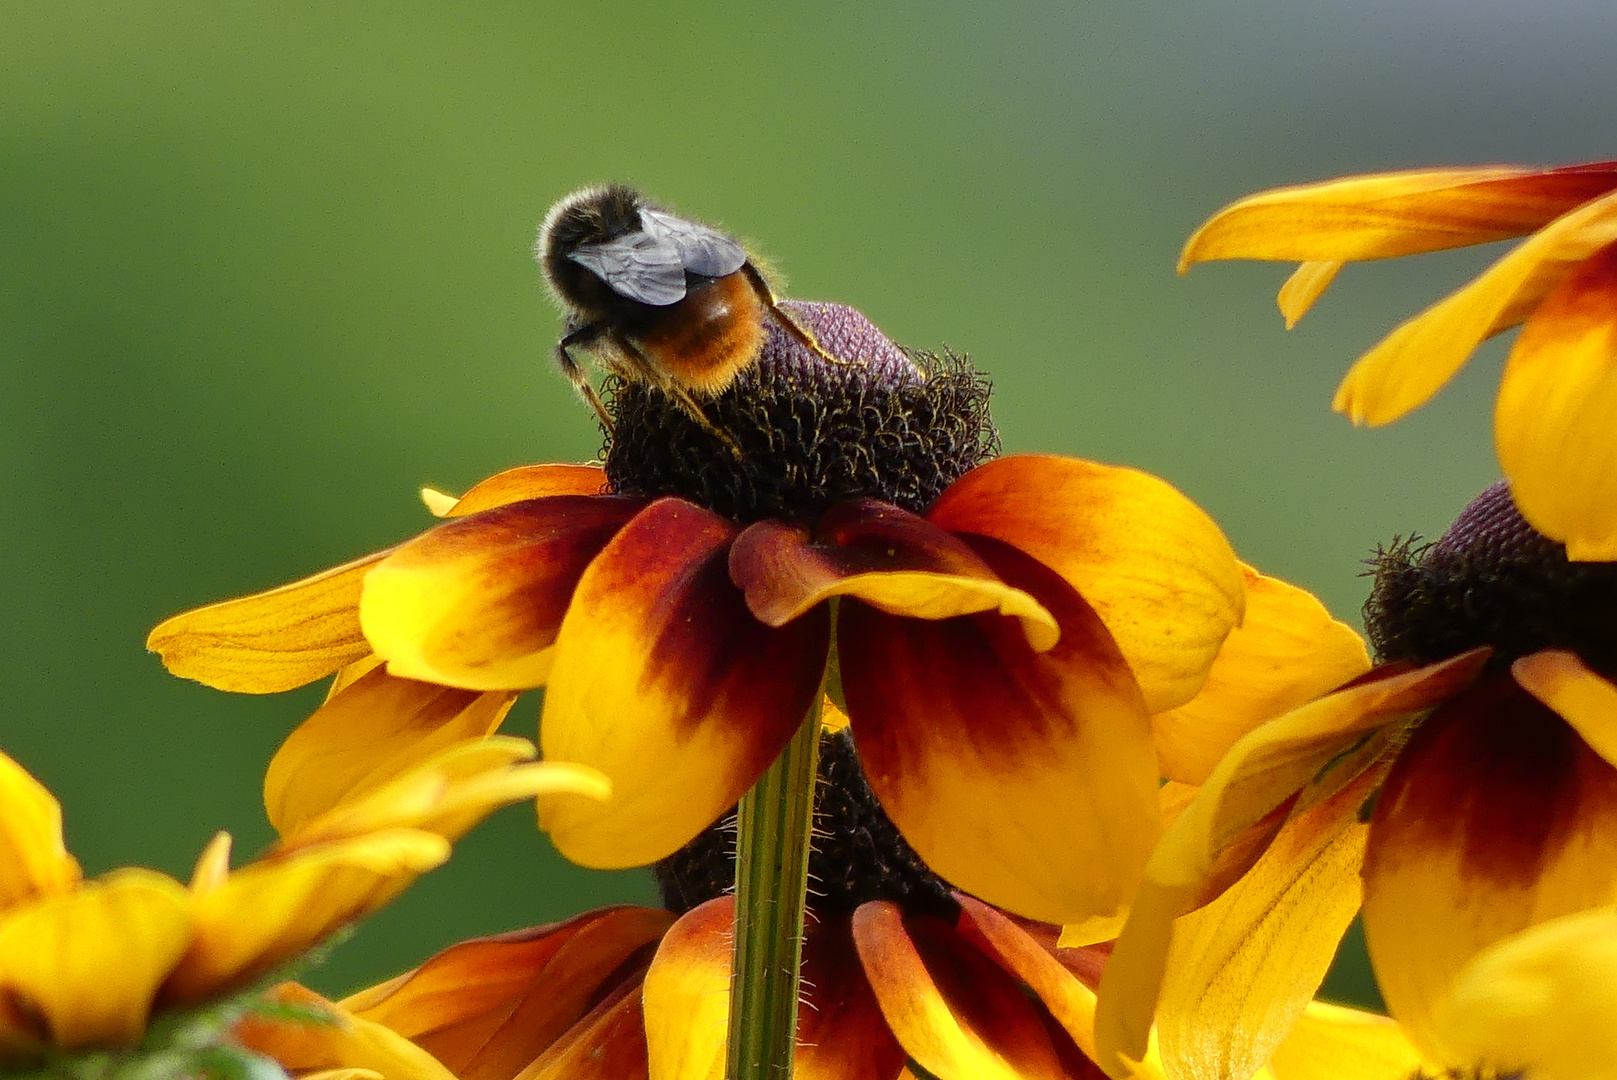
top-left (1362, 673), bottom-right (1617, 1060)
top-left (643, 897), bottom-right (733, 1080)
top-left (1333, 187), bottom-right (1617, 426)
top-left (361, 496), bottom-right (646, 690)
top-left (730, 501), bottom-right (1057, 650)
top-left (928, 455), bottom-right (1244, 713)
top-left (426, 464), bottom-right (608, 519)
top-left (1277, 261), bottom-right (1342, 328)
top-left (1495, 239), bottom-right (1617, 559)
top-left (148, 552), bottom-right (386, 693)
top-left (0, 868), bottom-right (191, 1051)
top-left (1268, 1001), bottom-right (1423, 1080)
top-left (852, 903), bottom-right (1093, 1080)
top-left (0, 751), bottom-right (81, 911)
top-left (189, 832), bottom-right (233, 894)
top-left (797, 918), bottom-right (906, 1080)
top-left (237, 983), bottom-right (458, 1080)
top-left (1181, 162), bottom-right (1617, 267)
top-left (1513, 650), bottom-right (1617, 767)
top-left (1431, 908), bottom-right (1617, 1080)
top-left (842, 534), bottom-right (1158, 926)
top-left (266, 666), bottom-right (517, 836)
top-left (517, 980), bottom-right (649, 1080)
top-left (1152, 563), bottom-right (1370, 786)
top-left (539, 499), bottom-right (828, 869)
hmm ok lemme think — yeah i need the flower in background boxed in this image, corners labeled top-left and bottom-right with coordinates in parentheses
top-left (1094, 481), bottom-right (1617, 1079)
top-left (0, 739), bottom-right (604, 1072)
top-left (1181, 159), bottom-right (1617, 559)
top-left (149, 301), bottom-right (1268, 930)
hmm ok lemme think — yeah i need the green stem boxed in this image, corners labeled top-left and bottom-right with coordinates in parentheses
top-left (726, 681), bottom-right (824, 1080)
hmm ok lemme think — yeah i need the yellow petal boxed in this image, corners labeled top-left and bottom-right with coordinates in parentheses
top-left (189, 832), bottom-right (233, 895)
top-left (1430, 908), bottom-right (1617, 1080)
top-left (642, 898), bottom-right (732, 1080)
top-left (164, 829), bottom-right (449, 1004)
top-left (1268, 1001), bottom-right (1424, 1080)
top-left (427, 464), bottom-right (608, 519)
top-left (1277, 262), bottom-right (1342, 329)
top-left (1152, 563), bottom-right (1370, 786)
top-left (0, 750), bottom-right (81, 911)
top-left (1181, 163), bottom-right (1616, 267)
top-left (1494, 239), bottom-right (1617, 559)
top-left (1513, 650), bottom-right (1617, 767)
top-left (928, 455), bottom-right (1245, 713)
top-left (264, 663), bottom-right (517, 837)
top-left (237, 982), bottom-right (460, 1080)
top-left (0, 868), bottom-right (192, 1050)
top-left (1333, 187), bottom-right (1617, 426)
top-left (147, 552), bottom-right (387, 693)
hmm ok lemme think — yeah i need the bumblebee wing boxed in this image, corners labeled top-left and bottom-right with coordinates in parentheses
top-left (566, 231), bottom-right (687, 306)
top-left (639, 208), bottom-right (748, 279)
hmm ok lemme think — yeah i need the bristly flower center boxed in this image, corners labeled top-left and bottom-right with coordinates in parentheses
top-left (602, 300), bottom-right (1000, 524)
top-left (654, 729), bottom-right (959, 921)
top-left (1365, 480), bottom-right (1617, 674)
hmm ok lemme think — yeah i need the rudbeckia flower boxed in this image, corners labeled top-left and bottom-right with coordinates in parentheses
top-left (0, 739), bottom-right (605, 1069)
top-left (150, 301), bottom-right (1257, 928)
top-left (1180, 159), bottom-right (1617, 559)
top-left (1094, 481), bottom-right (1617, 1079)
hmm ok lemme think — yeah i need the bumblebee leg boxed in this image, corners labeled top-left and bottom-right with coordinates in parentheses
top-left (556, 326), bottom-right (615, 434)
top-left (741, 263), bottom-right (856, 369)
top-left (610, 337), bottom-right (743, 458)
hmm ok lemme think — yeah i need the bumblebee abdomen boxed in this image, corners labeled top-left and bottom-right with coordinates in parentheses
top-left (636, 273), bottom-right (765, 396)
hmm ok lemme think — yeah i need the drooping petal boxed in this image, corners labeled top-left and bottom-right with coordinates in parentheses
top-left (1267, 1001), bottom-right (1424, 1080)
top-left (1495, 239), bottom-right (1617, 559)
top-left (1332, 187), bottom-right (1617, 426)
top-left (1361, 672), bottom-right (1617, 1060)
top-left (1180, 162), bottom-right (1617, 267)
top-left (1277, 262), bottom-right (1342, 328)
top-left (729, 501), bottom-right (1058, 651)
top-left (852, 902), bottom-right (1099, 1080)
top-left (1152, 563), bottom-right (1370, 786)
top-left (515, 979), bottom-right (649, 1080)
top-left (642, 897), bottom-right (733, 1080)
top-left (147, 552), bottom-right (387, 693)
top-left (1092, 652), bottom-right (1487, 1078)
top-left (1152, 759), bottom-right (1389, 1080)
top-left (0, 868), bottom-right (191, 1051)
top-left (163, 829), bottom-right (450, 1004)
top-left (343, 907), bottom-right (672, 1080)
top-left (796, 918), bottom-right (907, 1080)
top-left (0, 750), bottom-right (81, 910)
top-left (425, 464), bottom-right (609, 519)
top-left (237, 983), bottom-right (459, 1080)
top-left (1513, 649), bottom-right (1617, 766)
top-left (538, 499), bottom-right (828, 869)
top-left (1429, 908), bottom-right (1617, 1080)
top-left (360, 495), bottom-right (647, 691)
top-left (842, 534), bottom-right (1158, 926)
top-left (928, 455), bottom-right (1244, 714)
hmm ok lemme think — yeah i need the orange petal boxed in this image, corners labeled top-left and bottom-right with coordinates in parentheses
top-left (1152, 760), bottom-right (1388, 1080)
top-left (428, 464), bottom-right (609, 519)
top-left (1181, 162), bottom-right (1617, 267)
top-left (842, 534), bottom-right (1159, 926)
top-left (344, 907), bottom-right (672, 1080)
top-left (515, 979), bottom-right (649, 1080)
top-left (0, 868), bottom-right (192, 1050)
top-left (147, 552), bottom-right (387, 693)
top-left (730, 500), bottom-right (1057, 650)
top-left (237, 983), bottom-right (459, 1080)
top-left (1277, 261), bottom-right (1343, 328)
top-left (265, 664), bottom-right (517, 837)
top-left (1333, 187), bottom-right (1617, 426)
top-left (796, 918), bottom-right (907, 1080)
top-left (538, 499), bottom-right (828, 869)
top-left (1495, 239), bottom-right (1617, 559)
top-left (0, 750), bottom-right (81, 911)
top-left (1513, 650), bottom-right (1617, 767)
top-left (164, 829), bottom-right (449, 1004)
top-left (852, 902), bottom-right (1093, 1080)
top-left (1268, 1001), bottom-right (1424, 1080)
top-left (1361, 672), bottom-right (1617, 1061)
top-left (928, 455), bottom-right (1244, 713)
top-left (642, 897), bottom-right (733, 1080)
top-left (1152, 563), bottom-right (1370, 786)
top-left (361, 495), bottom-right (646, 690)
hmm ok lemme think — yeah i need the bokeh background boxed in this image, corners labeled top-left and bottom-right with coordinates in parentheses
top-left (4, 1), bottom-right (1613, 1005)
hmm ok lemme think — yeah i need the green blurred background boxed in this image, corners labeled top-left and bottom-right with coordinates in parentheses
top-left (3, 1), bottom-right (1612, 1006)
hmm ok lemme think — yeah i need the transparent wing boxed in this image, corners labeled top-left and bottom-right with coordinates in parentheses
top-left (639, 208), bottom-right (749, 278)
top-left (566, 231), bottom-right (687, 306)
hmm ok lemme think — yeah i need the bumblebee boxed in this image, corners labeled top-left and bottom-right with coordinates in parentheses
top-left (536, 185), bottom-right (842, 436)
